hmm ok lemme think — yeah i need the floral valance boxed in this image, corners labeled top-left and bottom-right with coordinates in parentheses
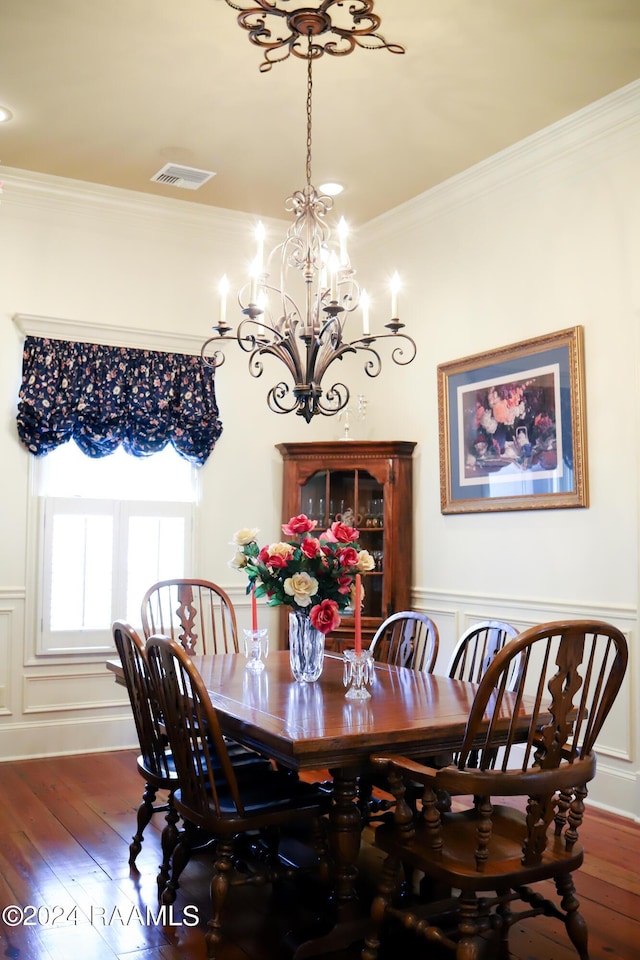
top-left (16, 335), bottom-right (223, 465)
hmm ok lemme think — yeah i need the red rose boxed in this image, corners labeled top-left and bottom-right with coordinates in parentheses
top-left (328, 520), bottom-right (359, 543)
top-left (337, 574), bottom-right (353, 595)
top-left (301, 536), bottom-right (321, 559)
top-left (267, 554), bottom-right (288, 569)
top-left (310, 599), bottom-right (341, 635)
top-left (282, 514), bottom-right (318, 536)
top-left (337, 546), bottom-right (359, 568)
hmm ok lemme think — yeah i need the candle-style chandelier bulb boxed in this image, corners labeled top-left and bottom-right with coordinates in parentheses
top-left (202, 1), bottom-right (416, 422)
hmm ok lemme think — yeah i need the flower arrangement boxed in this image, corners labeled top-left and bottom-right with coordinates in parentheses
top-left (230, 514), bottom-right (375, 634)
top-left (465, 374), bottom-right (558, 469)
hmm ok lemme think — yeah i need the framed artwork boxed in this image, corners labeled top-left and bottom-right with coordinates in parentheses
top-left (438, 326), bottom-right (588, 514)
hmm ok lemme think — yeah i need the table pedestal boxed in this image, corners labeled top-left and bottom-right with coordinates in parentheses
top-left (290, 766), bottom-right (370, 959)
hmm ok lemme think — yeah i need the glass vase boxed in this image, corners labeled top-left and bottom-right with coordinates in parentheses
top-left (289, 609), bottom-right (325, 683)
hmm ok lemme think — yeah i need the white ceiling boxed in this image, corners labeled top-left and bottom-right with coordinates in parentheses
top-left (1, 0), bottom-right (640, 224)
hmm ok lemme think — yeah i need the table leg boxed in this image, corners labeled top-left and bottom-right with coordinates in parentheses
top-left (290, 766), bottom-right (367, 959)
top-left (327, 765), bottom-right (363, 909)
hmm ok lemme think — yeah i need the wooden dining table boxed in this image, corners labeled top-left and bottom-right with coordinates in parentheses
top-left (107, 649), bottom-right (515, 957)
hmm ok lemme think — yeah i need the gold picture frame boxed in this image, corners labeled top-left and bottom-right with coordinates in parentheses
top-left (438, 326), bottom-right (588, 514)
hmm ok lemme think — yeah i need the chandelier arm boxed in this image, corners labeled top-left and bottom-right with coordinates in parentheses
top-left (316, 382), bottom-right (350, 416)
top-left (200, 335), bottom-right (236, 369)
top-left (355, 342), bottom-right (383, 378)
top-left (352, 332), bottom-right (418, 370)
top-left (236, 314), bottom-right (286, 346)
top-left (375, 331), bottom-right (418, 366)
top-left (267, 382), bottom-right (300, 415)
top-left (316, 312), bottom-right (345, 347)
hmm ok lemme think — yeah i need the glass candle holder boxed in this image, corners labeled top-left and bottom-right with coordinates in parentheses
top-left (343, 648), bottom-right (374, 700)
top-left (243, 628), bottom-right (269, 672)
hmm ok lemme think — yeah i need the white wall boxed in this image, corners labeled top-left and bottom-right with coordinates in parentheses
top-left (0, 170), bottom-right (339, 760)
top-left (0, 80), bottom-right (639, 817)
top-left (355, 80), bottom-right (640, 817)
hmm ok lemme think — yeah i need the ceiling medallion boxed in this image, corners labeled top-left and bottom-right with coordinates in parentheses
top-left (202, 1), bottom-right (415, 422)
top-left (224, 0), bottom-right (405, 71)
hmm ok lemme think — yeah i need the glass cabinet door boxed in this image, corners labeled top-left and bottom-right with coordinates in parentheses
top-left (300, 468), bottom-right (385, 621)
top-left (278, 439), bottom-right (416, 652)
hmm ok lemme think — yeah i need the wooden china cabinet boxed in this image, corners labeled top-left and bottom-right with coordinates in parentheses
top-left (276, 441), bottom-right (416, 652)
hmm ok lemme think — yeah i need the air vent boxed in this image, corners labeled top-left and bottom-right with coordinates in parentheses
top-left (150, 163), bottom-right (216, 190)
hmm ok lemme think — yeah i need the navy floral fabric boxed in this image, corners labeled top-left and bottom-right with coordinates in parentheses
top-left (16, 336), bottom-right (223, 465)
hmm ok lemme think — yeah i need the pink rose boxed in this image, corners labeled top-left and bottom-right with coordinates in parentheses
top-left (337, 546), bottom-right (359, 568)
top-left (337, 574), bottom-right (353, 595)
top-left (282, 514), bottom-right (318, 536)
top-left (326, 520), bottom-right (359, 543)
top-left (310, 599), bottom-right (341, 635)
top-left (301, 536), bottom-right (321, 559)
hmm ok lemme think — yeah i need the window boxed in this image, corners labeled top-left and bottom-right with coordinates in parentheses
top-left (35, 444), bottom-right (196, 655)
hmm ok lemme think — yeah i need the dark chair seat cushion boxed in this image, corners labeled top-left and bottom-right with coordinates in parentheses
top-left (174, 770), bottom-right (329, 827)
top-left (138, 744), bottom-right (271, 784)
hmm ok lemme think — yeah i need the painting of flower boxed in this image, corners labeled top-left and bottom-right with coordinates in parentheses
top-left (461, 369), bottom-right (561, 480)
top-left (437, 327), bottom-right (588, 513)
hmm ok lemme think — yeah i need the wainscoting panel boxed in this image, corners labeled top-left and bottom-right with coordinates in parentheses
top-left (23, 670), bottom-right (130, 714)
top-left (0, 597), bottom-right (16, 716)
top-left (413, 586), bottom-right (638, 820)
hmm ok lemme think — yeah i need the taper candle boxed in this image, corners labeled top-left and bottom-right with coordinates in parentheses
top-left (255, 221), bottom-right (265, 275)
top-left (328, 251), bottom-right (339, 303)
top-left (218, 274), bottom-right (229, 326)
top-left (337, 217), bottom-right (349, 266)
top-left (361, 289), bottom-right (370, 336)
top-left (354, 574), bottom-right (362, 655)
top-left (251, 585), bottom-right (258, 633)
top-left (390, 271), bottom-right (401, 318)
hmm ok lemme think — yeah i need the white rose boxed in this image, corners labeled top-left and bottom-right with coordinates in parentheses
top-left (284, 572), bottom-right (319, 607)
top-left (232, 527), bottom-right (259, 546)
top-left (228, 550), bottom-right (248, 570)
top-left (356, 550), bottom-right (375, 573)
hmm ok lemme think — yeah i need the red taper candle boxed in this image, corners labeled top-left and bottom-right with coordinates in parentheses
top-left (354, 574), bottom-right (362, 655)
top-left (251, 584), bottom-right (258, 633)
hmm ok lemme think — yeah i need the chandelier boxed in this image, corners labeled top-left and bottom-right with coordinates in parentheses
top-left (201, 1), bottom-right (417, 422)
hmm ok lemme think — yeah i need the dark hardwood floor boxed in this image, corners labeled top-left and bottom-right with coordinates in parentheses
top-left (0, 750), bottom-right (638, 959)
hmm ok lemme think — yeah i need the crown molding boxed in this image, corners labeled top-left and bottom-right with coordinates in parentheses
top-left (362, 79), bottom-right (640, 245)
top-left (12, 313), bottom-right (205, 356)
top-left (0, 165), bottom-right (287, 237)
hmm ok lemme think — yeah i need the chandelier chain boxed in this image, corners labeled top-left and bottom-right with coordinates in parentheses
top-left (305, 34), bottom-right (313, 188)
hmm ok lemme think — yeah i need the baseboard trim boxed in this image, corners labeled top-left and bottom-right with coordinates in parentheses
top-left (0, 713), bottom-right (136, 762)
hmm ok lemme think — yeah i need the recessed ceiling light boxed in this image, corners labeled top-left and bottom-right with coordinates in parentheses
top-left (319, 182), bottom-right (344, 196)
top-left (0, 106), bottom-right (13, 123)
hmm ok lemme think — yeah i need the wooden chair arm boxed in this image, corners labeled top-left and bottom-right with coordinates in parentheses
top-left (433, 753), bottom-right (597, 797)
top-left (370, 753), bottom-right (442, 785)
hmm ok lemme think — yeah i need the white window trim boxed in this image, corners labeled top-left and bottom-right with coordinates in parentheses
top-left (25, 460), bottom-right (196, 665)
